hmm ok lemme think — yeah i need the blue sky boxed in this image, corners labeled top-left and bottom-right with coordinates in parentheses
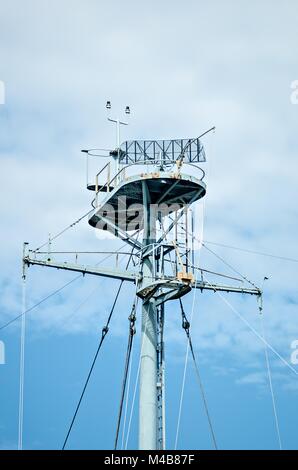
top-left (0, 0), bottom-right (298, 450)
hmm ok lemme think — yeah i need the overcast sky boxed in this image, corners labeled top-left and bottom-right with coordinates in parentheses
top-left (0, 0), bottom-right (298, 450)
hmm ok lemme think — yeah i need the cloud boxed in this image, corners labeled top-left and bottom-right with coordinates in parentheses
top-left (0, 1), bottom-right (297, 392)
top-left (236, 372), bottom-right (266, 386)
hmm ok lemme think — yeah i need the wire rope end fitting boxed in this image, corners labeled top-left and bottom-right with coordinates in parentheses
top-left (22, 242), bottom-right (29, 280)
top-left (102, 325), bottom-right (109, 338)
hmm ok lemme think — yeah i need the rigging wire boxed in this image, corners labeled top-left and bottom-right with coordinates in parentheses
top-left (61, 235), bottom-right (141, 449)
top-left (188, 262), bottom-right (243, 283)
top-left (175, 215), bottom-right (259, 289)
top-left (174, 301), bottom-right (195, 447)
top-left (179, 299), bottom-right (218, 450)
top-left (18, 277), bottom-right (26, 450)
top-left (197, 272), bottom-right (283, 449)
top-left (163, 252), bottom-right (244, 283)
top-left (3, 240), bottom-right (140, 449)
top-left (0, 239), bottom-right (138, 332)
top-left (182, 217), bottom-right (285, 451)
top-left (124, 303), bottom-right (150, 449)
top-left (0, 274), bottom-right (82, 332)
top-left (21, 124), bottom-right (290, 449)
top-left (14, 243), bottom-right (138, 448)
top-left (260, 306), bottom-right (282, 450)
top-left (200, 241), bottom-right (258, 289)
top-left (174, 204), bottom-right (205, 450)
top-left (110, 219), bottom-right (146, 450)
top-left (59, 281), bottom-right (103, 329)
top-left (174, 316), bottom-right (191, 450)
top-left (62, 280), bottom-right (124, 450)
top-left (166, 197), bottom-right (259, 292)
top-left (34, 208), bottom-right (94, 252)
top-left (114, 300), bottom-right (137, 450)
top-left (203, 274), bottom-right (298, 376)
top-left (204, 240), bottom-right (298, 264)
top-left (121, 334), bottom-right (134, 450)
top-left (58, 243), bottom-right (140, 328)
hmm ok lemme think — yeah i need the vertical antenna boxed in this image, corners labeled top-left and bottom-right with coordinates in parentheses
top-left (191, 208), bottom-right (195, 275)
top-left (19, 242), bottom-right (28, 450)
top-left (106, 101), bottom-right (130, 182)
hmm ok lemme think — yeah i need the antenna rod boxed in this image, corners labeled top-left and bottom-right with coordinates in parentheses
top-left (177, 126), bottom-right (215, 164)
top-left (198, 125), bottom-right (216, 140)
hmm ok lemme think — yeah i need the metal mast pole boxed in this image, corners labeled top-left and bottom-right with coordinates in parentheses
top-left (139, 181), bottom-right (158, 450)
top-left (22, 130), bottom-right (263, 451)
top-left (157, 303), bottom-right (165, 449)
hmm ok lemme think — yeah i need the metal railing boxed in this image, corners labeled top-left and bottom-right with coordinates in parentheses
top-left (91, 160), bottom-right (206, 209)
top-left (95, 162), bottom-right (111, 193)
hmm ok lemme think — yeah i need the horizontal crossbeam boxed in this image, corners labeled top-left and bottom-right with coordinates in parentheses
top-left (193, 280), bottom-right (261, 296)
top-left (24, 257), bottom-right (261, 296)
top-left (24, 257), bottom-right (138, 283)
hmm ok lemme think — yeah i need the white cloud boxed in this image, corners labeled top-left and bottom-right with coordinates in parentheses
top-left (0, 0), bottom-right (298, 391)
top-left (236, 372), bottom-right (266, 386)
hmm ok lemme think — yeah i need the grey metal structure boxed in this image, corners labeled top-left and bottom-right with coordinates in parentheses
top-left (23, 134), bottom-right (261, 450)
top-left (119, 138), bottom-right (206, 164)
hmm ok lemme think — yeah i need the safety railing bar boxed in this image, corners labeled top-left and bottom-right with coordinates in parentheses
top-left (91, 160), bottom-right (205, 209)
